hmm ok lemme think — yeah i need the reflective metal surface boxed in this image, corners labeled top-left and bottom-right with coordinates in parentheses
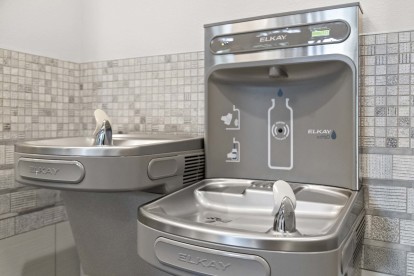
top-left (15, 134), bottom-right (204, 191)
top-left (204, 5), bottom-right (361, 69)
top-left (204, 4), bottom-right (361, 191)
top-left (139, 178), bottom-right (364, 252)
top-left (93, 120), bottom-right (113, 146)
top-left (15, 134), bottom-right (203, 157)
top-left (273, 197), bottom-right (296, 233)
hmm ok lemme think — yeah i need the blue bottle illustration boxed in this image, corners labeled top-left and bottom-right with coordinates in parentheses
top-left (268, 93), bottom-right (293, 170)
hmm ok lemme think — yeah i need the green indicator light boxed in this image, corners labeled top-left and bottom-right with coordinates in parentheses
top-left (312, 29), bottom-right (330, 37)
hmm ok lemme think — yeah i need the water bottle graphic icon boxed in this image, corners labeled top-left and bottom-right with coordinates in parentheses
top-left (268, 96), bottom-right (293, 170)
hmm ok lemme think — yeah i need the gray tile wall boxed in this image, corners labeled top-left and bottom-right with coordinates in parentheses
top-left (79, 52), bottom-right (205, 136)
top-left (0, 49), bottom-right (79, 240)
top-left (0, 30), bottom-right (413, 275)
top-left (360, 31), bottom-right (414, 276)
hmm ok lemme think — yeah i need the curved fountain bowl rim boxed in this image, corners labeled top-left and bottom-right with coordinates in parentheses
top-left (15, 134), bottom-right (204, 157)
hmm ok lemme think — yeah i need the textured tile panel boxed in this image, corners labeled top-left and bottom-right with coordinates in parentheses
top-left (0, 217), bottom-right (15, 239)
top-left (408, 252), bottom-right (414, 276)
top-left (367, 185), bottom-right (406, 212)
top-left (361, 154), bottom-right (392, 179)
top-left (408, 188), bottom-right (414, 214)
top-left (393, 155), bottom-right (414, 180)
top-left (15, 206), bottom-right (66, 234)
top-left (362, 245), bottom-right (406, 275)
top-left (0, 169), bottom-right (14, 190)
top-left (42, 206), bottom-right (66, 225)
top-left (0, 194), bottom-right (10, 215)
top-left (10, 190), bottom-right (36, 212)
top-left (400, 219), bottom-right (414, 246)
top-left (365, 215), bottom-right (399, 243)
top-left (15, 211), bottom-right (43, 234)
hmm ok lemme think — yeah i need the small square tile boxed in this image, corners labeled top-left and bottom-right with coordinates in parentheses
top-left (399, 64), bottom-right (411, 74)
top-left (375, 127), bottom-right (386, 137)
top-left (387, 106), bottom-right (397, 116)
top-left (376, 34), bottom-right (387, 44)
top-left (375, 106), bottom-right (386, 116)
top-left (398, 106), bottom-right (410, 116)
top-left (399, 85), bottom-right (410, 95)
top-left (363, 35), bottom-right (376, 45)
top-left (398, 138), bottom-right (409, 147)
top-left (375, 44), bottom-right (387, 55)
top-left (400, 53), bottom-right (411, 63)
top-left (387, 43), bottom-right (399, 54)
top-left (386, 128), bottom-right (397, 137)
top-left (387, 54), bottom-right (398, 64)
top-left (386, 137), bottom-right (398, 147)
top-left (387, 75), bottom-right (398, 85)
top-left (376, 55), bottom-right (387, 65)
top-left (375, 86), bottom-right (386, 95)
top-left (398, 127), bottom-right (410, 137)
top-left (399, 32), bottom-right (411, 42)
top-left (387, 86), bottom-right (398, 96)
top-left (374, 137), bottom-right (386, 147)
top-left (387, 117), bottom-right (397, 126)
top-left (399, 117), bottom-right (410, 127)
top-left (400, 42), bottom-right (411, 53)
top-left (375, 96), bottom-right (386, 106)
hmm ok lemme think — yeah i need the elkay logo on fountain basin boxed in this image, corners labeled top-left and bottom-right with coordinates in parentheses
top-left (29, 166), bottom-right (59, 175)
top-left (178, 253), bottom-right (231, 271)
top-left (307, 129), bottom-right (337, 140)
top-left (259, 34), bottom-right (287, 42)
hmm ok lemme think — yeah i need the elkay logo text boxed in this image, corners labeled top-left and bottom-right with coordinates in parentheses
top-left (259, 34), bottom-right (287, 43)
top-left (178, 253), bottom-right (231, 271)
top-left (307, 129), bottom-right (337, 140)
top-left (29, 166), bottom-right (59, 175)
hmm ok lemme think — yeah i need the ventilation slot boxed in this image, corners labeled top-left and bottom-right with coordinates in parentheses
top-left (183, 154), bottom-right (205, 186)
top-left (352, 215), bottom-right (365, 266)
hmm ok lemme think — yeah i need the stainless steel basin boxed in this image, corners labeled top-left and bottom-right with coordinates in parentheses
top-left (15, 134), bottom-right (204, 191)
top-left (139, 178), bottom-right (364, 252)
top-left (15, 134), bottom-right (200, 156)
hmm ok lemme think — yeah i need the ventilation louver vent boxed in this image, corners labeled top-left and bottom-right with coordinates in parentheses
top-left (183, 153), bottom-right (205, 186)
top-left (352, 215), bottom-right (365, 266)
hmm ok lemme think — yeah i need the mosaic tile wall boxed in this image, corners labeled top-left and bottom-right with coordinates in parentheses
top-left (360, 31), bottom-right (414, 276)
top-left (0, 49), bottom-right (80, 240)
top-left (0, 49), bottom-right (206, 243)
top-left (79, 52), bottom-right (205, 136)
top-left (0, 29), bottom-right (414, 275)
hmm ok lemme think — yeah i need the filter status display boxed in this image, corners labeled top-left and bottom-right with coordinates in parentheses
top-left (210, 21), bottom-right (350, 54)
top-left (311, 29), bottom-right (330, 37)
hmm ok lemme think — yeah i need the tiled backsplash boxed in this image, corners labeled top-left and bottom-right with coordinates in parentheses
top-left (0, 30), bottom-right (413, 275)
top-left (359, 31), bottom-right (414, 276)
top-left (359, 32), bottom-right (414, 149)
top-left (79, 52), bottom-right (205, 136)
top-left (0, 49), bottom-right (80, 240)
